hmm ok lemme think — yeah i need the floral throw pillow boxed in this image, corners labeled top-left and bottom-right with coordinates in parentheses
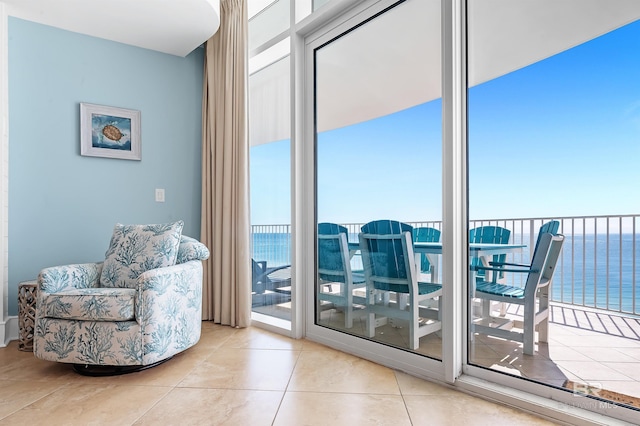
top-left (99, 221), bottom-right (184, 288)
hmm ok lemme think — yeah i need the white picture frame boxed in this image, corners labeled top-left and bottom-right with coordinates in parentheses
top-left (80, 103), bottom-right (141, 160)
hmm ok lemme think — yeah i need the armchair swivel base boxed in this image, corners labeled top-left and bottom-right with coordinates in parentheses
top-left (72, 357), bottom-right (172, 376)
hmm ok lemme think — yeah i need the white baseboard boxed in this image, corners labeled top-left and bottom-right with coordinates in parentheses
top-left (1, 315), bottom-right (18, 347)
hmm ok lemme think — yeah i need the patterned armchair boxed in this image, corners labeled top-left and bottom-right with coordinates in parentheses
top-left (33, 221), bottom-right (210, 374)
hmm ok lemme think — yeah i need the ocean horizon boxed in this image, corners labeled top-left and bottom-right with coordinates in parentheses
top-left (252, 231), bottom-right (640, 314)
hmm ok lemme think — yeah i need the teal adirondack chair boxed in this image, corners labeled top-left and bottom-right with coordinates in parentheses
top-left (252, 259), bottom-right (291, 307)
top-left (469, 225), bottom-right (511, 282)
top-left (318, 222), bottom-right (366, 328)
top-left (359, 220), bottom-right (441, 350)
top-left (472, 232), bottom-right (565, 355)
top-left (488, 221), bottom-right (560, 271)
top-left (475, 221), bottom-right (560, 317)
top-left (413, 227), bottom-right (441, 280)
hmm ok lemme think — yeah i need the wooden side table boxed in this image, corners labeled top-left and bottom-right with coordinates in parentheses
top-left (18, 280), bottom-right (37, 352)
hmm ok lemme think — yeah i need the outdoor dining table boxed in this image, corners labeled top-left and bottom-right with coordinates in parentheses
top-left (345, 240), bottom-right (527, 325)
top-left (347, 241), bottom-right (526, 283)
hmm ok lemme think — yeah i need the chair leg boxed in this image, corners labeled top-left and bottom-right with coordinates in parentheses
top-left (410, 301), bottom-right (418, 350)
top-left (382, 291), bottom-right (390, 306)
top-left (367, 312), bottom-right (376, 337)
top-left (538, 315), bottom-right (549, 344)
top-left (481, 299), bottom-right (491, 318)
top-left (523, 335), bottom-right (535, 355)
top-left (523, 300), bottom-right (535, 355)
top-left (538, 288), bottom-right (549, 343)
top-left (398, 293), bottom-right (409, 310)
top-left (436, 296), bottom-right (443, 338)
top-left (499, 302), bottom-right (506, 317)
top-left (345, 284), bottom-right (353, 329)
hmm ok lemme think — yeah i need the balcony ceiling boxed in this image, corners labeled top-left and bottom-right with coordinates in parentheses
top-left (315, 0), bottom-right (640, 133)
top-left (3, 0), bottom-right (220, 57)
top-left (250, 0), bottom-right (640, 146)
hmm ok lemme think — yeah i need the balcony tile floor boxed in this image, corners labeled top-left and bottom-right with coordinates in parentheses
top-left (0, 322), bottom-right (559, 425)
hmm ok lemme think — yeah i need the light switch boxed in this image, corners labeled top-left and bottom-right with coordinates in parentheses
top-left (155, 188), bottom-right (165, 202)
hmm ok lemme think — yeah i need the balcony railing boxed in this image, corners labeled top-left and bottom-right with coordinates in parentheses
top-left (251, 214), bottom-right (640, 316)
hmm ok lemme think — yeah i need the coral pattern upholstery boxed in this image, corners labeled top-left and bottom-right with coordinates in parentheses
top-left (34, 222), bottom-right (209, 367)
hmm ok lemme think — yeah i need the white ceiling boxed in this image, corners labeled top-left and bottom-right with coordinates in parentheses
top-left (6, 0), bottom-right (639, 144)
top-left (3, 0), bottom-right (221, 57)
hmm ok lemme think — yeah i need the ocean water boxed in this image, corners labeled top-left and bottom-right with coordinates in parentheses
top-left (552, 233), bottom-right (640, 313)
top-left (252, 232), bottom-right (640, 314)
top-left (252, 232), bottom-right (292, 267)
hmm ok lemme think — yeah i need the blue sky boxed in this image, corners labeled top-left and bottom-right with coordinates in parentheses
top-left (250, 19), bottom-right (640, 226)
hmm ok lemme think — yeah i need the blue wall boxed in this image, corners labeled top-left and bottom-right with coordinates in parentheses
top-left (7, 18), bottom-right (204, 315)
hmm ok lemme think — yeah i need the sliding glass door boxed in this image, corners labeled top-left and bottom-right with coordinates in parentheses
top-left (312, 0), bottom-right (444, 360)
top-left (247, 0), bottom-right (638, 422)
top-left (467, 0), bottom-right (640, 416)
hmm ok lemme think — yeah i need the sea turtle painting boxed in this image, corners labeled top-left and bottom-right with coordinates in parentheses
top-left (89, 111), bottom-right (133, 151)
top-left (102, 124), bottom-right (124, 142)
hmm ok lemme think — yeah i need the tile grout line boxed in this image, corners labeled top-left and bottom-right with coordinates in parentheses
top-left (270, 346), bottom-right (304, 425)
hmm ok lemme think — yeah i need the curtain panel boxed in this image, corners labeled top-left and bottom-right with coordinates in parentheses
top-left (201, 0), bottom-right (251, 327)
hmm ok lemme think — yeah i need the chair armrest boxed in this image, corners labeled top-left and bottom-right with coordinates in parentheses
top-left (177, 236), bottom-right (210, 264)
top-left (489, 261), bottom-right (529, 268)
top-left (135, 260), bottom-right (203, 358)
top-left (253, 263), bottom-right (291, 292)
top-left (38, 262), bottom-right (103, 294)
top-left (136, 260), bottom-right (203, 325)
top-left (472, 265), bottom-right (538, 274)
top-left (265, 264), bottom-right (291, 275)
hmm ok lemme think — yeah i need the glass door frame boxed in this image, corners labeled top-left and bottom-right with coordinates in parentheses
top-left (289, 0), bottom-right (637, 423)
top-left (299, 0), bottom-right (449, 383)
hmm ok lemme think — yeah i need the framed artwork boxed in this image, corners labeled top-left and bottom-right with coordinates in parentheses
top-left (80, 103), bottom-right (141, 160)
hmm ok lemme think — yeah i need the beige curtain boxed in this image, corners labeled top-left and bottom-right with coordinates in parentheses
top-left (201, 0), bottom-right (251, 327)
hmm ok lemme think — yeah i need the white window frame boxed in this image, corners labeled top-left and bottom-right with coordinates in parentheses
top-left (253, 1), bottom-right (640, 422)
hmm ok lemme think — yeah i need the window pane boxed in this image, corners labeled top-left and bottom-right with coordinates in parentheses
top-left (315, 0), bottom-right (443, 359)
top-left (249, 0), bottom-right (290, 51)
top-left (468, 0), bottom-right (640, 412)
top-left (250, 55), bottom-right (292, 322)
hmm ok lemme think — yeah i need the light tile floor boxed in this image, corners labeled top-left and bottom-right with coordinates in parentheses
top-left (317, 303), bottom-right (640, 409)
top-left (0, 322), bottom-right (558, 425)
